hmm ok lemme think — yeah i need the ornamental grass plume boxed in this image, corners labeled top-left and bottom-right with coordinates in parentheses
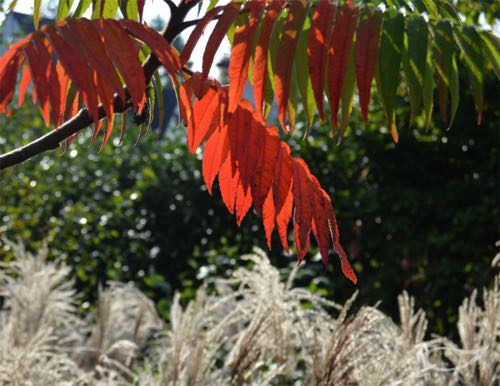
top-left (0, 241), bottom-right (498, 385)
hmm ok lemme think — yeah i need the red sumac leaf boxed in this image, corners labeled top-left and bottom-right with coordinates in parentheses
top-left (120, 19), bottom-right (181, 81)
top-left (218, 151), bottom-right (238, 215)
top-left (97, 19), bottom-right (146, 113)
top-left (327, 1), bottom-right (357, 129)
top-left (65, 18), bottom-right (125, 102)
top-left (180, 6), bottom-right (224, 65)
top-left (275, 0), bottom-right (307, 132)
top-left (17, 64), bottom-right (31, 108)
top-left (203, 2), bottom-right (241, 77)
top-left (308, 0), bottom-right (336, 121)
top-left (292, 158), bottom-right (314, 261)
top-left (262, 188), bottom-right (275, 249)
top-left (251, 123), bottom-right (281, 212)
top-left (355, 6), bottom-right (382, 123)
top-left (235, 174), bottom-right (253, 226)
top-left (273, 142), bottom-right (293, 251)
top-left (0, 53), bottom-right (23, 114)
top-left (24, 40), bottom-right (52, 126)
top-left (203, 118), bottom-right (229, 195)
top-left (46, 26), bottom-right (100, 122)
top-left (311, 183), bottom-right (333, 264)
top-left (253, 0), bottom-right (283, 115)
top-left (228, 0), bottom-right (265, 112)
top-left (178, 77), bottom-right (194, 128)
top-left (190, 87), bottom-right (220, 153)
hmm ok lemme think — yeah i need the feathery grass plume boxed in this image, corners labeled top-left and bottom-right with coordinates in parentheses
top-left (1, 241), bottom-right (498, 385)
top-left (0, 240), bottom-right (84, 385)
top-left (442, 273), bottom-right (499, 386)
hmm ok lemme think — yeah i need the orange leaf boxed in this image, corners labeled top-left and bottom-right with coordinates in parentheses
top-left (0, 36), bottom-right (29, 73)
top-left (262, 188), bottom-right (275, 249)
top-left (251, 123), bottom-right (280, 212)
top-left (46, 26), bottom-right (100, 122)
top-left (95, 75), bottom-right (115, 148)
top-left (37, 38), bottom-right (61, 127)
top-left (327, 1), bottom-right (357, 128)
top-left (292, 158), bottom-right (314, 261)
top-left (55, 61), bottom-right (70, 126)
top-left (203, 2), bottom-right (241, 77)
top-left (276, 179), bottom-right (293, 252)
top-left (120, 19), bottom-right (181, 82)
top-left (228, 0), bottom-right (265, 112)
top-left (0, 52), bottom-right (22, 114)
top-left (178, 77), bottom-right (194, 135)
top-left (17, 64), bottom-right (31, 108)
top-left (273, 142), bottom-right (293, 251)
top-left (229, 101), bottom-right (264, 194)
top-left (334, 241), bottom-right (357, 284)
top-left (275, 0), bottom-right (307, 132)
top-left (311, 182), bottom-right (333, 264)
top-left (235, 173), bottom-right (253, 226)
top-left (355, 7), bottom-right (382, 123)
top-left (202, 118), bottom-right (229, 195)
top-left (180, 6), bottom-right (224, 66)
top-left (252, 0), bottom-right (283, 115)
top-left (308, 0), bottom-right (336, 121)
top-left (190, 87), bottom-right (220, 153)
top-left (97, 18), bottom-right (146, 113)
top-left (66, 18), bottom-right (125, 102)
top-left (218, 150), bottom-right (238, 215)
top-left (24, 40), bottom-right (52, 127)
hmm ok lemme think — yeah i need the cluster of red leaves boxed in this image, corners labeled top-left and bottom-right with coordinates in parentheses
top-left (0, 18), bottom-right (180, 147)
top-left (178, 73), bottom-right (357, 284)
top-left (181, 0), bottom-right (385, 139)
top-left (0, 11), bottom-right (358, 283)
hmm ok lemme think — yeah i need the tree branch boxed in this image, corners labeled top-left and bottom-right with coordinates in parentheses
top-left (180, 14), bottom-right (221, 30)
top-left (0, 0), bottom-right (201, 171)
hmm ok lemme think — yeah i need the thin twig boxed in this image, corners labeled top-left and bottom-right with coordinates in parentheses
top-left (180, 13), bottom-right (221, 29)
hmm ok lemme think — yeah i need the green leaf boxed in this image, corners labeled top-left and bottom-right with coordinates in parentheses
top-left (295, 20), bottom-right (316, 131)
top-left (402, 15), bottom-right (428, 123)
top-left (34, 0), bottom-right (41, 28)
top-left (92, 0), bottom-right (118, 18)
top-left (74, 0), bottom-right (92, 17)
top-left (480, 31), bottom-right (500, 81)
top-left (147, 82), bottom-right (155, 132)
top-left (433, 20), bottom-right (459, 127)
top-left (288, 68), bottom-right (298, 133)
top-left (436, 0), bottom-right (461, 22)
top-left (422, 49), bottom-right (434, 129)
top-left (449, 54), bottom-right (459, 129)
top-left (421, 0), bottom-right (439, 17)
top-left (207, 0), bottom-right (219, 12)
top-left (119, 0), bottom-right (139, 21)
top-left (456, 25), bottom-right (484, 125)
top-left (7, 0), bottom-right (18, 11)
top-left (56, 0), bottom-right (74, 20)
top-left (340, 46), bottom-right (356, 141)
top-left (153, 71), bottom-right (165, 131)
top-left (376, 11), bottom-right (404, 141)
